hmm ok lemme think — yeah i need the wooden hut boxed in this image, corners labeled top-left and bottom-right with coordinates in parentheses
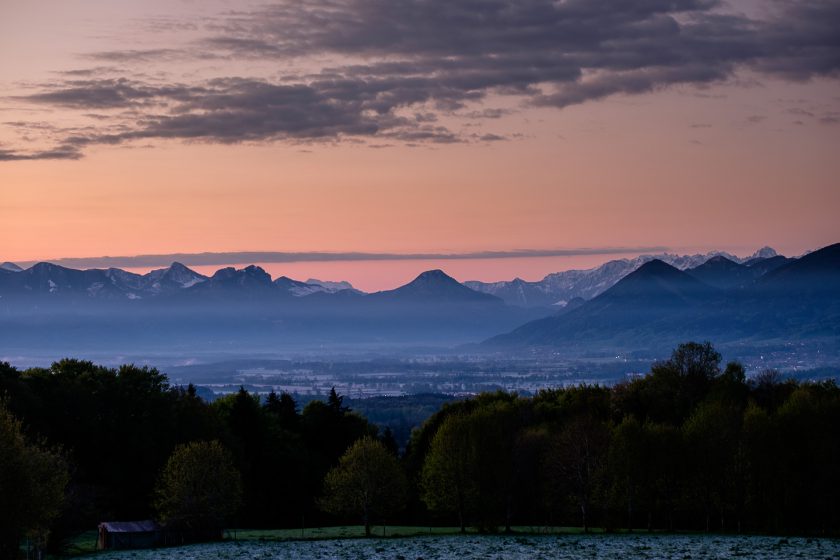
top-left (97, 520), bottom-right (161, 550)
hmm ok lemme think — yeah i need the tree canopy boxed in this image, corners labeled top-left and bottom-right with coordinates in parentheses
top-left (0, 402), bottom-right (69, 558)
top-left (1, 341), bottom-right (839, 544)
top-left (320, 436), bottom-right (407, 537)
top-left (153, 440), bottom-right (243, 530)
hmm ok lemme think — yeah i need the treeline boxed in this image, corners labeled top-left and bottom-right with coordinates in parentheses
top-left (406, 345), bottom-right (840, 535)
top-left (0, 359), bottom-right (383, 552)
top-left (1, 342), bottom-right (839, 555)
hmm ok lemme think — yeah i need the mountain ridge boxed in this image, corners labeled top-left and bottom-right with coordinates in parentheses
top-left (466, 247), bottom-right (783, 307)
top-left (0, 246), bottom-right (788, 304)
top-left (370, 269), bottom-right (501, 304)
top-left (483, 242), bottom-right (840, 352)
top-left (1, 242), bottom-right (837, 356)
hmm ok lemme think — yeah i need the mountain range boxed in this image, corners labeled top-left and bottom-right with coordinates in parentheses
top-left (0, 260), bottom-right (541, 353)
top-left (0, 261), bottom-right (357, 301)
top-left (464, 247), bottom-right (785, 307)
top-left (1, 244), bottom-right (837, 362)
top-left (0, 246), bottom-right (785, 306)
top-left (484, 243), bottom-right (840, 356)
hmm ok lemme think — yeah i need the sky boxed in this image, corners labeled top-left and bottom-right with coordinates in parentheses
top-left (1, 0), bottom-right (839, 290)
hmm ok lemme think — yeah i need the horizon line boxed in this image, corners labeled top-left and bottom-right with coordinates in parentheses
top-left (12, 246), bottom-right (672, 270)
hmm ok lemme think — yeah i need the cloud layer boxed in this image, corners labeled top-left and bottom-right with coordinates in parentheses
top-left (4, 0), bottom-right (839, 159)
top-left (16, 247), bottom-right (670, 270)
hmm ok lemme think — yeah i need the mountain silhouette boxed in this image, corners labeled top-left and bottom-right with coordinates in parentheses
top-left (370, 269), bottom-right (501, 303)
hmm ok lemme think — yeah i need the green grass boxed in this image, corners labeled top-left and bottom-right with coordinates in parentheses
top-left (229, 525), bottom-right (469, 541)
top-left (62, 525), bottom-right (603, 556)
top-left (60, 530), bottom-right (99, 556)
top-left (228, 525), bottom-right (601, 540)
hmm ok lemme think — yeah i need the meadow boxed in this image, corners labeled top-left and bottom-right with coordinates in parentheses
top-left (85, 533), bottom-right (840, 560)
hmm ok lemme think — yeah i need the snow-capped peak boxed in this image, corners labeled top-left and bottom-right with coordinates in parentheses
top-left (467, 246), bottom-right (784, 307)
top-left (306, 278), bottom-right (356, 292)
top-left (162, 262), bottom-right (206, 286)
top-left (747, 246), bottom-right (778, 260)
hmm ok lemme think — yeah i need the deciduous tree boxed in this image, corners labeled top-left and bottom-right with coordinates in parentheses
top-left (320, 436), bottom-right (407, 537)
top-left (420, 413), bottom-right (477, 533)
top-left (153, 440), bottom-right (243, 530)
top-left (0, 402), bottom-right (69, 558)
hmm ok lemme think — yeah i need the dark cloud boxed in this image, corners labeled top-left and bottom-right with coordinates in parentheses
top-left (5, 0), bottom-right (840, 159)
top-left (746, 0), bottom-right (840, 80)
top-left (55, 66), bottom-right (121, 77)
top-left (0, 145), bottom-right (82, 161)
top-left (16, 77), bottom-right (464, 148)
top-left (461, 108), bottom-right (512, 119)
top-left (476, 133), bottom-right (507, 142)
top-left (19, 78), bottom-right (201, 109)
top-left (84, 49), bottom-right (183, 63)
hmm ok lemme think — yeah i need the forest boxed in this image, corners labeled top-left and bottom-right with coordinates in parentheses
top-left (1, 342), bottom-right (839, 557)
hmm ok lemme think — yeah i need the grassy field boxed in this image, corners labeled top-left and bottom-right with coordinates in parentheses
top-left (230, 525), bottom-right (599, 540)
top-left (63, 525), bottom-right (599, 556)
top-left (72, 532), bottom-right (840, 560)
top-left (61, 531), bottom-right (98, 556)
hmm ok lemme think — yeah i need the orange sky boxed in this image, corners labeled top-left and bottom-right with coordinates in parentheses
top-left (1, 1), bottom-right (839, 290)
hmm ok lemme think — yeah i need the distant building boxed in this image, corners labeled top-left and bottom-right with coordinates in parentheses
top-left (97, 520), bottom-right (161, 550)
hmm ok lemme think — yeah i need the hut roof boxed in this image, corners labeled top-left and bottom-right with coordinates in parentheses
top-left (99, 521), bottom-right (160, 533)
